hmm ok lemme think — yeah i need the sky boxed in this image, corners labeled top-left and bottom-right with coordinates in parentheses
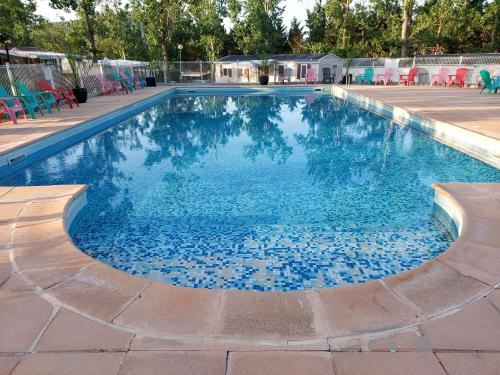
top-left (34, 0), bottom-right (318, 29)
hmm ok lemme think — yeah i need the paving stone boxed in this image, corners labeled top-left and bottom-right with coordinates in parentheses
top-left (227, 351), bottom-right (334, 375)
top-left (316, 281), bottom-right (418, 336)
top-left (0, 225), bottom-right (12, 250)
top-left (216, 291), bottom-right (289, 339)
top-left (1, 186), bottom-right (85, 203)
top-left (0, 293), bottom-right (53, 353)
top-left (0, 356), bottom-right (21, 375)
top-left (488, 289), bottom-right (500, 309)
top-left (0, 272), bottom-right (33, 293)
top-left (332, 352), bottom-right (446, 375)
top-left (12, 219), bottom-right (69, 250)
top-left (0, 202), bottom-right (27, 224)
top-left (48, 262), bottom-right (149, 321)
top-left (385, 261), bottom-right (487, 317)
top-left (119, 351), bottom-right (226, 375)
top-left (131, 335), bottom-right (289, 352)
top-left (461, 215), bottom-right (500, 249)
top-left (36, 308), bottom-right (133, 351)
top-left (16, 199), bottom-right (68, 227)
top-left (439, 241), bottom-right (500, 286)
top-left (114, 282), bottom-right (219, 336)
top-left (12, 352), bottom-right (123, 375)
top-left (368, 330), bottom-right (431, 352)
top-left (14, 241), bottom-right (95, 289)
top-left (437, 353), bottom-right (500, 375)
top-left (421, 299), bottom-right (500, 350)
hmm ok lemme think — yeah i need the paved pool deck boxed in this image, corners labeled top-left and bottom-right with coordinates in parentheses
top-left (345, 85), bottom-right (500, 141)
top-left (0, 85), bottom-right (499, 374)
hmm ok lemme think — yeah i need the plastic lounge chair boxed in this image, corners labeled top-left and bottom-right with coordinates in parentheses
top-left (0, 98), bottom-right (27, 124)
top-left (111, 72), bottom-right (132, 93)
top-left (279, 68), bottom-right (292, 84)
top-left (322, 67), bottom-right (333, 83)
top-left (305, 68), bottom-right (317, 84)
top-left (430, 68), bottom-right (449, 87)
top-left (374, 67), bottom-right (394, 85)
top-left (448, 68), bottom-right (468, 88)
top-left (119, 71), bottom-right (137, 91)
top-left (479, 70), bottom-right (500, 95)
top-left (38, 80), bottom-right (79, 109)
top-left (14, 81), bottom-right (58, 114)
top-left (0, 85), bottom-right (44, 119)
top-left (124, 70), bottom-right (143, 89)
top-left (97, 74), bottom-right (124, 95)
top-left (355, 67), bottom-right (374, 84)
top-left (399, 68), bottom-right (418, 85)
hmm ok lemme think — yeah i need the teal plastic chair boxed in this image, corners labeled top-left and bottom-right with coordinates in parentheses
top-left (125, 70), bottom-right (145, 88)
top-left (479, 70), bottom-right (500, 95)
top-left (111, 72), bottom-right (132, 93)
top-left (13, 81), bottom-right (59, 114)
top-left (0, 85), bottom-right (44, 119)
top-left (355, 67), bottom-right (374, 84)
top-left (120, 71), bottom-right (137, 90)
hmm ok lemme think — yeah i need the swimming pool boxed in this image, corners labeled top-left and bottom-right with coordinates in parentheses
top-left (2, 91), bottom-right (499, 291)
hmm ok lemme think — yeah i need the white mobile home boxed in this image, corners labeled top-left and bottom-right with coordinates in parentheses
top-left (215, 54), bottom-right (344, 84)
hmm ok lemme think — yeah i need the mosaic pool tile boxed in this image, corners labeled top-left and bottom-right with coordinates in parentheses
top-left (1, 93), bottom-right (499, 291)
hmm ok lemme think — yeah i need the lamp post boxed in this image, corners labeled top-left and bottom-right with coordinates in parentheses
top-left (178, 44), bottom-right (183, 83)
top-left (5, 40), bottom-right (11, 64)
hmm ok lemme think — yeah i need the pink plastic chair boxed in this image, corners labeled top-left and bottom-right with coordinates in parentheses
top-left (0, 98), bottom-right (27, 124)
top-left (374, 68), bottom-right (394, 85)
top-left (305, 68), bottom-right (317, 84)
top-left (96, 74), bottom-right (122, 95)
top-left (399, 68), bottom-right (419, 85)
top-left (430, 68), bottom-right (449, 87)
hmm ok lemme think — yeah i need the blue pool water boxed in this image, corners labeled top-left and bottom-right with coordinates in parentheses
top-left (2, 93), bottom-right (499, 291)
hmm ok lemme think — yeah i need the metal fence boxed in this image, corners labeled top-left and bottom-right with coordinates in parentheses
top-left (0, 60), bottom-right (154, 96)
top-left (349, 53), bottom-right (500, 68)
top-left (1, 53), bottom-right (500, 93)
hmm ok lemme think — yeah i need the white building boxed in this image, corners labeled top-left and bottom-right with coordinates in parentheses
top-left (215, 53), bottom-right (344, 84)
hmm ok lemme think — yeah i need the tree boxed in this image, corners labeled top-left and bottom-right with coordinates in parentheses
top-left (306, 0), bottom-right (326, 44)
top-left (288, 17), bottom-right (304, 53)
top-left (230, 0), bottom-right (286, 54)
top-left (191, 0), bottom-right (227, 61)
top-left (48, 0), bottom-right (99, 61)
top-left (0, 0), bottom-right (37, 46)
top-left (400, 0), bottom-right (415, 56)
top-left (135, 0), bottom-right (187, 82)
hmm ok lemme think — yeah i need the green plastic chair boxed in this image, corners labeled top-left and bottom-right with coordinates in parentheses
top-left (0, 85), bottom-right (44, 119)
top-left (355, 67), bottom-right (374, 85)
top-left (13, 81), bottom-right (59, 114)
top-left (479, 70), bottom-right (500, 95)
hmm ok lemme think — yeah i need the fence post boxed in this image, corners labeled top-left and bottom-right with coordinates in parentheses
top-left (43, 63), bottom-right (56, 88)
top-left (77, 62), bottom-right (85, 90)
top-left (5, 63), bottom-right (16, 95)
top-left (412, 55), bottom-right (416, 68)
top-left (459, 55), bottom-right (463, 67)
top-left (200, 60), bottom-right (203, 81)
top-left (115, 61), bottom-right (120, 74)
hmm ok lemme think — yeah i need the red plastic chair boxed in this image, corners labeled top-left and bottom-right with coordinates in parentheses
top-left (38, 80), bottom-right (79, 109)
top-left (448, 68), bottom-right (468, 88)
top-left (399, 68), bottom-right (419, 85)
top-left (0, 98), bottom-right (28, 124)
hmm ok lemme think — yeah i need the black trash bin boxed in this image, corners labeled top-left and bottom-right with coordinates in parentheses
top-left (146, 77), bottom-right (156, 87)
